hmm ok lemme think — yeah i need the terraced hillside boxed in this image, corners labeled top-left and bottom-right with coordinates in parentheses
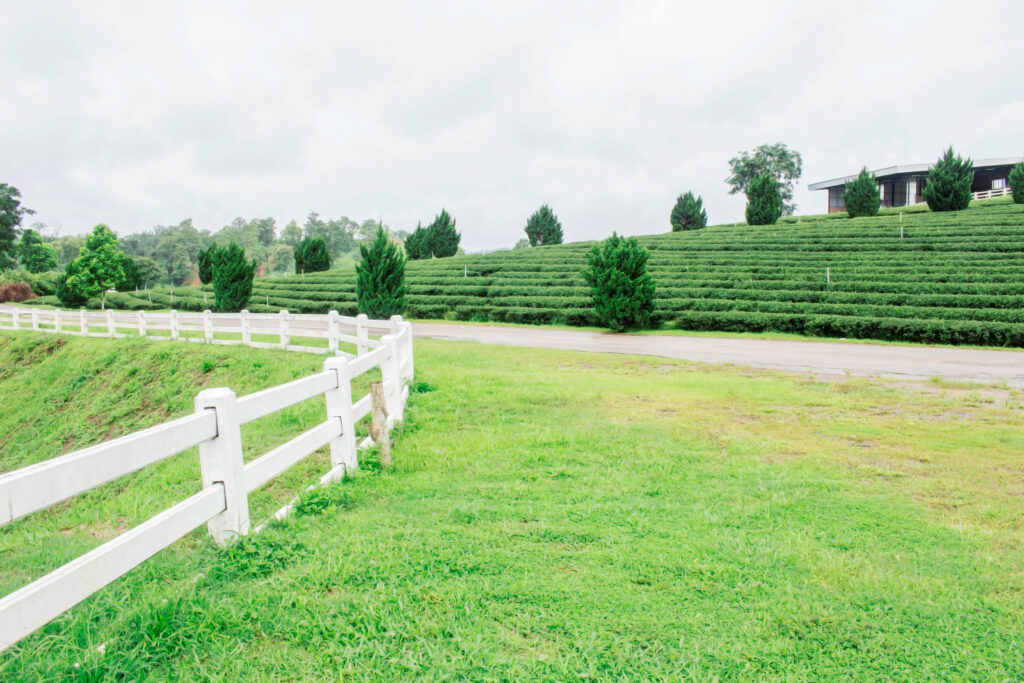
top-left (103, 200), bottom-right (1024, 346)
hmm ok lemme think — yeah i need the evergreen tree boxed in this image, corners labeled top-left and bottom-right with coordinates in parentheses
top-left (17, 229), bottom-right (58, 273)
top-left (293, 238), bottom-right (306, 274)
top-left (301, 236), bottom-right (332, 272)
top-left (0, 183), bottom-right (34, 269)
top-left (581, 232), bottom-right (656, 332)
top-left (356, 226), bottom-right (407, 318)
top-left (744, 172), bottom-right (782, 226)
top-left (669, 192), bottom-right (708, 231)
top-left (197, 245), bottom-right (218, 284)
top-left (56, 260), bottom-right (89, 308)
top-left (524, 204), bottom-right (564, 246)
top-left (211, 241), bottom-right (256, 312)
top-left (427, 209), bottom-right (460, 258)
top-left (404, 223), bottom-right (430, 260)
top-left (842, 168), bottom-right (881, 218)
top-left (65, 224), bottom-right (126, 309)
top-left (1009, 162), bottom-right (1024, 204)
top-left (923, 147), bottom-right (974, 212)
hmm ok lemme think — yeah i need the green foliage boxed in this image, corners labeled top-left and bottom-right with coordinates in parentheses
top-left (1009, 162), bottom-right (1024, 204)
top-left (581, 232), bottom-right (656, 331)
top-left (16, 229), bottom-right (58, 273)
top-left (122, 256), bottom-right (164, 290)
top-left (197, 245), bottom-right (218, 285)
top-left (65, 224), bottom-right (127, 309)
top-left (670, 192), bottom-right (708, 231)
top-left (843, 168), bottom-right (881, 218)
top-left (298, 236), bottom-right (332, 273)
top-left (524, 204), bottom-right (564, 246)
top-left (212, 241), bottom-right (256, 312)
top-left (0, 183), bottom-right (34, 269)
top-left (745, 172), bottom-right (783, 225)
top-left (923, 147), bottom-right (974, 212)
top-left (356, 226), bottom-right (407, 318)
top-left (726, 143), bottom-right (803, 216)
top-left (56, 260), bottom-right (89, 308)
top-left (404, 223), bottom-right (431, 260)
top-left (427, 209), bottom-right (460, 258)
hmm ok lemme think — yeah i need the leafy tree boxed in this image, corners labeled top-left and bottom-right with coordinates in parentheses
top-left (252, 217), bottom-right (277, 246)
top-left (356, 226), bottom-right (407, 318)
top-left (923, 147), bottom-right (974, 212)
top-left (120, 256), bottom-right (164, 291)
top-left (427, 209), bottom-right (460, 258)
top-left (726, 143), bottom-right (803, 216)
top-left (211, 241), bottom-right (256, 312)
top-left (197, 245), bottom-right (219, 284)
top-left (1008, 162), bottom-right (1024, 204)
top-left (65, 224), bottom-right (126, 309)
top-left (843, 168), bottom-right (881, 218)
top-left (267, 244), bottom-right (294, 274)
top-left (56, 260), bottom-right (89, 308)
top-left (52, 235), bottom-right (84, 266)
top-left (514, 238), bottom-right (530, 250)
top-left (404, 223), bottom-right (431, 260)
top-left (581, 232), bottom-right (656, 332)
top-left (17, 229), bottom-right (59, 273)
top-left (745, 173), bottom-right (783, 226)
top-left (670, 192), bottom-right (707, 231)
top-left (281, 220), bottom-right (304, 248)
top-left (301, 236), bottom-right (332, 273)
top-left (0, 183), bottom-right (34, 268)
top-left (524, 204), bottom-right (564, 246)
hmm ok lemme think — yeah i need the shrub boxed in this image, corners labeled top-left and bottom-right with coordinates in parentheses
top-left (1009, 162), bottom-right (1024, 204)
top-left (356, 227), bottom-right (407, 318)
top-left (525, 204), bottom-right (564, 246)
top-left (212, 241), bottom-right (256, 312)
top-left (56, 260), bottom-right (89, 308)
top-left (0, 282), bottom-right (36, 303)
top-left (923, 147), bottom-right (973, 212)
top-left (670, 192), bottom-right (707, 231)
top-left (427, 209), bottom-right (460, 258)
top-left (843, 168), bottom-right (881, 218)
top-left (745, 172), bottom-right (782, 225)
top-left (581, 232), bottom-right (656, 331)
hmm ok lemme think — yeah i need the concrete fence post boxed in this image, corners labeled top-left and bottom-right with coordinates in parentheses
top-left (53, 309), bottom-right (61, 333)
top-left (240, 309), bottom-right (250, 346)
top-left (31, 308), bottom-right (39, 331)
top-left (194, 387), bottom-right (249, 543)
top-left (327, 310), bottom-right (339, 354)
top-left (79, 309), bottom-right (87, 335)
top-left (203, 310), bottom-right (213, 344)
top-left (279, 309), bottom-right (290, 349)
top-left (106, 309), bottom-right (115, 338)
top-left (323, 356), bottom-right (358, 473)
top-left (11, 309), bottom-right (19, 330)
top-left (356, 314), bottom-right (368, 355)
top-left (169, 309), bottom-right (179, 340)
top-left (389, 314), bottom-right (402, 336)
top-left (138, 310), bottom-right (146, 337)
top-left (402, 321), bottom-right (415, 382)
top-left (380, 334), bottom-right (403, 424)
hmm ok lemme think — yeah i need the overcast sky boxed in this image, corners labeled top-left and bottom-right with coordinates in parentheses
top-left (3, 1), bottom-right (1023, 250)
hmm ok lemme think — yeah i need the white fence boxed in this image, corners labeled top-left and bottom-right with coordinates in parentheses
top-left (0, 313), bottom-right (414, 652)
top-left (972, 186), bottom-right (1012, 201)
top-left (0, 307), bottom-right (399, 357)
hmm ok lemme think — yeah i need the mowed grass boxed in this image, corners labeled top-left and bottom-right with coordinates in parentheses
top-left (0, 333), bottom-right (1023, 680)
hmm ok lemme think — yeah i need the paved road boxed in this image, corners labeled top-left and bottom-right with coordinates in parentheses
top-left (410, 323), bottom-right (1024, 387)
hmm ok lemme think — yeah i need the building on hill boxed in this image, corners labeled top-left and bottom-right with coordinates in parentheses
top-left (808, 156), bottom-right (1024, 213)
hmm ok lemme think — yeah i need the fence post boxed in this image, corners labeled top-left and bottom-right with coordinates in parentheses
top-left (203, 310), bottom-right (213, 344)
top-left (138, 310), bottom-right (146, 337)
top-left (380, 334), bottom-right (403, 424)
top-left (402, 321), bottom-right (415, 382)
top-left (169, 309), bottom-right (179, 341)
top-left (323, 356), bottom-right (358, 473)
top-left (106, 309), bottom-right (115, 338)
top-left (279, 309), bottom-right (290, 349)
top-left (327, 310), bottom-right (339, 354)
top-left (389, 314), bottom-right (401, 336)
top-left (79, 309), bottom-right (87, 335)
top-left (356, 314), bottom-right (368, 355)
top-left (11, 309), bottom-right (19, 330)
top-left (31, 308), bottom-right (39, 331)
top-left (240, 309), bottom-right (250, 346)
top-left (53, 309), bottom-right (61, 333)
top-left (195, 387), bottom-right (249, 543)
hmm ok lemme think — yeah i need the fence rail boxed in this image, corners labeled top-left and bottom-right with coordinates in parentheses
top-left (972, 186), bottom-right (1012, 201)
top-left (0, 311), bottom-right (414, 652)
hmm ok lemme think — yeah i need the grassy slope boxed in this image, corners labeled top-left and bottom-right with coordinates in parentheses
top-left (1, 333), bottom-right (1023, 679)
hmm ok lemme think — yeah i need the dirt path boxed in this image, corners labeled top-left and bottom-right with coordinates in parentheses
top-left (411, 323), bottom-right (1024, 387)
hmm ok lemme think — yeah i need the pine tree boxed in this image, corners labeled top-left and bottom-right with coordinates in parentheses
top-left (211, 241), bottom-right (256, 312)
top-left (670, 192), bottom-right (708, 231)
top-left (197, 245), bottom-right (218, 284)
top-left (301, 236), bottom-right (332, 272)
top-left (524, 204), bottom-right (564, 246)
top-left (581, 232), bottom-right (656, 332)
top-left (17, 229), bottom-right (59, 273)
top-left (1009, 162), bottom-right (1024, 204)
top-left (744, 173), bottom-right (782, 226)
top-left (404, 223), bottom-right (430, 260)
top-left (293, 238), bottom-right (306, 274)
top-left (923, 147), bottom-right (974, 212)
top-left (427, 209), bottom-right (460, 258)
top-left (842, 168), bottom-right (881, 218)
top-left (65, 224), bottom-right (126, 309)
top-left (356, 226), bottom-right (407, 318)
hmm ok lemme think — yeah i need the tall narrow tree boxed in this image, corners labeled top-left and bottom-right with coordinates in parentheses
top-left (842, 168), bottom-right (881, 218)
top-left (1008, 162), bottom-right (1024, 204)
top-left (356, 226), bottom-right (407, 318)
top-left (212, 241), bottom-right (256, 312)
top-left (669, 192), bottom-right (708, 231)
top-left (524, 204), bottom-right (564, 246)
top-left (427, 209), bottom-right (460, 258)
top-left (404, 223), bottom-right (430, 260)
top-left (744, 173), bottom-right (783, 226)
top-left (923, 147), bottom-right (974, 212)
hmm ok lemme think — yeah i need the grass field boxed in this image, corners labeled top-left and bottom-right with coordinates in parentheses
top-left (1, 332), bottom-right (1023, 679)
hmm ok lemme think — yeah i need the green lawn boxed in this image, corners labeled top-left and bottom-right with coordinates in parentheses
top-left (0, 332), bottom-right (1022, 679)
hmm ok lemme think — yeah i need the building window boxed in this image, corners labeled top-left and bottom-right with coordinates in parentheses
top-left (892, 181), bottom-right (907, 206)
top-left (993, 178), bottom-right (1007, 189)
top-left (829, 187), bottom-right (845, 208)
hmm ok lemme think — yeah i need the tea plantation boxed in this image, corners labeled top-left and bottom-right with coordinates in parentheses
top-left (104, 200), bottom-right (1024, 346)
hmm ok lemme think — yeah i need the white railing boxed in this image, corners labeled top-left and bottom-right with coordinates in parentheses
top-left (0, 307), bottom-right (408, 358)
top-left (972, 186), bottom-right (1012, 201)
top-left (0, 317), bottom-right (414, 652)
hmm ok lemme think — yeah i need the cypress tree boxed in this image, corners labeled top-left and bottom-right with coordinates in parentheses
top-left (581, 232), bottom-right (656, 332)
top-left (302, 236), bottom-right (332, 273)
top-left (197, 245), bottom-right (218, 285)
top-left (524, 204), bottom-right (564, 246)
top-left (745, 172), bottom-right (782, 226)
top-left (356, 226), bottom-right (407, 318)
top-left (404, 223), bottom-right (430, 260)
top-left (293, 238), bottom-right (306, 274)
top-left (1009, 162), bottom-right (1024, 204)
top-left (923, 147), bottom-right (974, 212)
top-left (843, 168), bottom-right (881, 218)
top-left (670, 192), bottom-right (707, 231)
top-left (211, 241), bottom-right (256, 312)
top-left (427, 209), bottom-right (460, 258)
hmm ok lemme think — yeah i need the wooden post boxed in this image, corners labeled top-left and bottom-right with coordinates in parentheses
top-left (169, 309), bottom-right (179, 341)
top-left (327, 310), bottom-right (339, 354)
top-left (279, 309), bottom-right (290, 349)
top-left (240, 309), bottom-right (251, 346)
top-left (79, 309), bottom-right (87, 335)
top-left (194, 388), bottom-right (249, 543)
top-left (369, 381), bottom-right (391, 469)
top-left (138, 310), bottom-right (146, 337)
top-left (356, 313), bottom-right (368, 355)
top-left (323, 357), bottom-right (357, 473)
top-left (203, 310), bottom-right (213, 343)
top-left (106, 309), bottom-right (115, 338)
top-left (380, 334), bottom-right (403, 424)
